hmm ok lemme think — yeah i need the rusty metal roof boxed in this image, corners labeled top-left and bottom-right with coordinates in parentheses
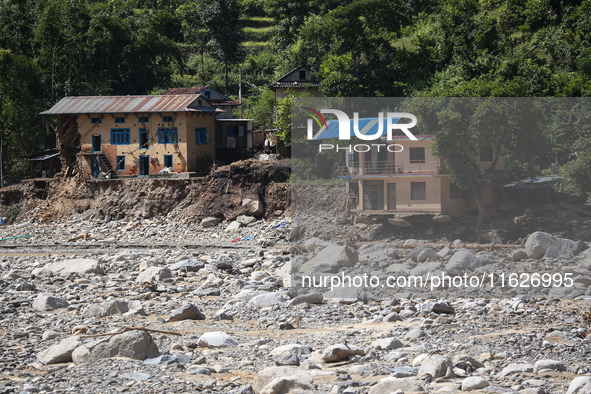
top-left (40, 94), bottom-right (215, 115)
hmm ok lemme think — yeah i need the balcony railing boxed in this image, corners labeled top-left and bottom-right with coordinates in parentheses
top-left (339, 160), bottom-right (442, 176)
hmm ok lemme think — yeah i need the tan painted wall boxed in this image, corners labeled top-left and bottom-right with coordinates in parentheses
top-left (78, 111), bottom-right (215, 176)
top-left (358, 138), bottom-right (439, 174)
top-left (440, 176), bottom-right (467, 214)
top-left (357, 176), bottom-right (442, 212)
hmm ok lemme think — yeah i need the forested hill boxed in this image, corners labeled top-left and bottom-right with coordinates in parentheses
top-left (0, 0), bottom-right (590, 181)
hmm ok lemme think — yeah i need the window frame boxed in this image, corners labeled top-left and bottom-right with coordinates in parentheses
top-left (90, 116), bottom-right (102, 125)
top-left (110, 128), bottom-right (131, 145)
top-left (139, 128), bottom-right (149, 150)
top-left (409, 147), bottom-right (425, 164)
top-left (163, 155), bottom-right (173, 169)
top-left (161, 115), bottom-right (174, 123)
top-left (195, 127), bottom-right (209, 145)
top-left (158, 127), bottom-right (178, 144)
top-left (115, 155), bottom-right (125, 171)
top-left (138, 115), bottom-right (150, 123)
top-left (114, 116), bottom-right (126, 124)
top-left (411, 182), bottom-right (426, 200)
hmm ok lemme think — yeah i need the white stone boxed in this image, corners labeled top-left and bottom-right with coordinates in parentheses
top-left (249, 292), bottom-right (286, 306)
top-left (136, 266), bottom-right (172, 283)
top-left (269, 344), bottom-right (312, 357)
top-left (321, 344), bottom-right (365, 362)
top-left (37, 336), bottom-right (81, 364)
top-left (498, 363), bottom-right (534, 377)
top-left (72, 330), bottom-right (159, 363)
top-left (370, 337), bottom-right (404, 351)
top-left (197, 332), bottom-right (238, 348)
top-left (225, 221), bottom-right (241, 231)
top-left (461, 376), bottom-right (489, 391)
top-left (533, 359), bottom-right (566, 373)
top-left (32, 258), bottom-right (104, 277)
top-left (252, 366), bottom-right (313, 394)
top-left (32, 294), bottom-right (69, 311)
top-left (418, 354), bottom-right (453, 378)
top-left (368, 377), bottom-right (425, 393)
top-left (567, 376), bottom-right (591, 394)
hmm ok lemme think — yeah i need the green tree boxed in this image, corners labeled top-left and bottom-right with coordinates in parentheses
top-left (197, 0), bottom-right (244, 91)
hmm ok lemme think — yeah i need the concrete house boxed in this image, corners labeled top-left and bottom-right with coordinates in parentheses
top-left (336, 122), bottom-right (504, 216)
top-left (41, 94), bottom-right (218, 178)
top-left (269, 65), bottom-right (321, 98)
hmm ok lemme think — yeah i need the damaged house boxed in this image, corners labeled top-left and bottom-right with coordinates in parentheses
top-left (40, 87), bottom-right (254, 178)
top-left (333, 119), bottom-right (505, 216)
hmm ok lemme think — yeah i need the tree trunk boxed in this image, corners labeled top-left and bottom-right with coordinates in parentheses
top-left (473, 186), bottom-right (488, 226)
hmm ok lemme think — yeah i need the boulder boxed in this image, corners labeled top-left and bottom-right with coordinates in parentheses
top-left (168, 304), bottom-right (206, 322)
top-left (32, 259), bottom-right (104, 277)
top-left (418, 354), bottom-right (454, 378)
top-left (252, 366), bottom-right (313, 394)
top-left (250, 292), bottom-right (286, 307)
top-left (236, 215), bottom-right (256, 225)
top-left (299, 244), bottom-right (358, 274)
top-left (446, 250), bottom-right (480, 273)
top-left (269, 344), bottom-right (312, 357)
top-left (32, 294), bottom-right (69, 311)
top-left (567, 376), bottom-right (591, 394)
top-left (37, 336), bottom-right (81, 364)
top-left (461, 376), bottom-right (490, 391)
top-left (498, 363), bottom-right (534, 377)
top-left (169, 259), bottom-right (204, 272)
top-left (201, 217), bottom-right (221, 228)
top-left (511, 249), bottom-right (528, 261)
top-left (225, 221), bottom-right (241, 231)
top-left (525, 231), bottom-right (577, 259)
top-left (370, 337), bottom-right (404, 351)
top-left (71, 330), bottom-right (159, 363)
top-left (242, 198), bottom-right (264, 217)
top-left (197, 332), bottom-right (238, 348)
top-left (136, 266), bottom-right (172, 283)
top-left (321, 344), bottom-right (365, 362)
top-left (368, 377), bottom-right (425, 393)
top-left (533, 359), bottom-right (566, 373)
top-left (83, 299), bottom-right (144, 318)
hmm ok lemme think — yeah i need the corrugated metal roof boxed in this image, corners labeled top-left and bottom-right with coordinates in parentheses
top-left (40, 94), bottom-right (214, 115)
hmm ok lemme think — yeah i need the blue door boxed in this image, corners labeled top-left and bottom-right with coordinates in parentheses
top-left (139, 155), bottom-right (150, 176)
top-left (90, 157), bottom-right (100, 178)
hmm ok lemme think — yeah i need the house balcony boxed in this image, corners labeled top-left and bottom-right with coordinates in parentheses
top-left (338, 160), bottom-right (443, 177)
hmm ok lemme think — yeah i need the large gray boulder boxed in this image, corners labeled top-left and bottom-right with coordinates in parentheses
top-left (418, 354), bottom-right (454, 378)
top-left (37, 336), bottom-right (81, 364)
top-left (71, 330), bottom-right (159, 363)
top-left (32, 294), bottom-right (69, 311)
top-left (252, 366), bottom-right (314, 394)
top-left (525, 231), bottom-right (577, 259)
top-left (299, 244), bottom-right (358, 274)
top-left (83, 299), bottom-right (144, 318)
top-left (368, 377), bottom-right (425, 393)
top-left (567, 376), bottom-right (591, 394)
top-left (32, 259), bottom-right (104, 277)
top-left (249, 292), bottom-right (286, 307)
top-left (446, 250), bottom-right (480, 273)
top-left (136, 266), bottom-right (172, 283)
top-left (168, 304), bottom-right (206, 321)
top-left (321, 344), bottom-right (365, 362)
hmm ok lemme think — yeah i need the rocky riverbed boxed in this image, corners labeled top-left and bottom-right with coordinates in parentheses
top-left (1, 217), bottom-right (591, 394)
